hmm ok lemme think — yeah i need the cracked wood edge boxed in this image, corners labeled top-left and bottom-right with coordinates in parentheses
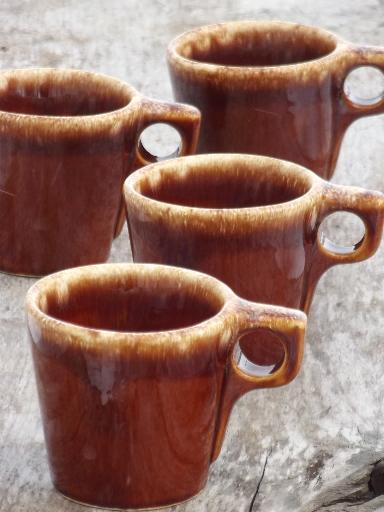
top-left (299, 458), bottom-right (384, 511)
top-left (249, 448), bottom-right (273, 512)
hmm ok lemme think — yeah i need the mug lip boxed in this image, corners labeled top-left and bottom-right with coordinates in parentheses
top-left (124, 153), bottom-right (323, 225)
top-left (0, 67), bottom-right (140, 123)
top-left (26, 263), bottom-right (237, 349)
top-left (167, 20), bottom-right (349, 76)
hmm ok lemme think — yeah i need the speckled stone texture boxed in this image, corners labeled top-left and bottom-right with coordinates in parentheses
top-left (0, 1), bottom-right (383, 511)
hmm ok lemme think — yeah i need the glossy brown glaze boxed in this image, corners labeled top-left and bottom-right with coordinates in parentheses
top-left (26, 263), bottom-right (306, 509)
top-left (168, 21), bottom-right (384, 179)
top-left (124, 154), bottom-right (384, 316)
top-left (0, 68), bottom-right (200, 276)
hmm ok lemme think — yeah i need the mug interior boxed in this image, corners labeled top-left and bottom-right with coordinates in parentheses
top-left (135, 157), bottom-right (313, 209)
top-left (0, 69), bottom-right (132, 116)
top-left (175, 23), bottom-right (337, 67)
top-left (38, 266), bottom-right (225, 333)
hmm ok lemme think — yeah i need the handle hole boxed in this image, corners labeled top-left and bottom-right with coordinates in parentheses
top-left (234, 329), bottom-right (285, 377)
top-left (138, 123), bottom-right (181, 163)
top-left (318, 211), bottom-right (365, 255)
top-left (344, 66), bottom-right (384, 107)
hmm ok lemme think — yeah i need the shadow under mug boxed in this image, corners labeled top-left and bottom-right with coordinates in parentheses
top-left (0, 68), bottom-right (200, 276)
top-left (26, 263), bottom-right (306, 510)
top-left (124, 153), bottom-right (384, 316)
top-left (168, 20), bottom-right (384, 179)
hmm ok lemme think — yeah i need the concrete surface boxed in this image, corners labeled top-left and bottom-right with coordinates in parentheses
top-left (0, 0), bottom-right (383, 511)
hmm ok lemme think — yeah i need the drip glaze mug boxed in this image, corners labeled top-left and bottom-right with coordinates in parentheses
top-left (124, 154), bottom-right (384, 315)
top-left (168, 21), bottom-right (384, 179)
top-left (26, 263), bottom-right (306, 509)
top-left (0, 68), bottom-right (200, 276)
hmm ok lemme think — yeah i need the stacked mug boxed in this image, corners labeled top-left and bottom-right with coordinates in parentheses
top-left (10, 21), bottom-right (381, 509)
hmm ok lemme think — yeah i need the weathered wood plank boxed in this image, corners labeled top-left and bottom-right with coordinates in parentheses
top-left (299, 457), bottom-right (384, 511)
top-left (0, 1), bottom-right (383, 511)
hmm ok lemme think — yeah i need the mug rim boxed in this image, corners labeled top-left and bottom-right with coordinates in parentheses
top-left (124, 154), bottom-right (323, 225)
top-left (0, 68), bottom-right (140, 129)
top-left (0, 68), bottom-right (138, 118)
top-left (168, 20), bottom-right (349, 77)
top-left (26, 262), bottom-right (236, 349)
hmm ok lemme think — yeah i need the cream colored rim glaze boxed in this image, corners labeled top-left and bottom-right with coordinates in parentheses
top-left (0, 68), bottom-right (141, 135)
top-left (26, 263), bottom-right (237, 350)
top-left (168, 20), bottom-right (352, 80)
top-left (124, 153), bottom-right (326, 231)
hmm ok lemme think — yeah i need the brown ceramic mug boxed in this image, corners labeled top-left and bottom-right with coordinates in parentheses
top-left (0, 68), bottom-right (200, 276)
top-left (167, 20), bottom-right (384, 179)
top-left (26, 263), bottom-right (306, 509)
top-left (124, 153), bottom-right (384, 316)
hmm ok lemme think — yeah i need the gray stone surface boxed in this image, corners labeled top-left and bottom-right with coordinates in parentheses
top-left (0, 0), bottom-right (383, 511)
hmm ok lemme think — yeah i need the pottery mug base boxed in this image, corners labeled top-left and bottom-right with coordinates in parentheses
top-left (57, 483), bottom-right (205, 510)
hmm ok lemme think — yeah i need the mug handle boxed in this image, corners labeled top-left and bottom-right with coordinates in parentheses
top-left (340, 45), bottom-right (384, 118)
top-left (211, 302), bottom-right (306, 461)
top-left (113, 96), bottom-right (201, 236)
top-left (302, 183), bottom-right (384, 311)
